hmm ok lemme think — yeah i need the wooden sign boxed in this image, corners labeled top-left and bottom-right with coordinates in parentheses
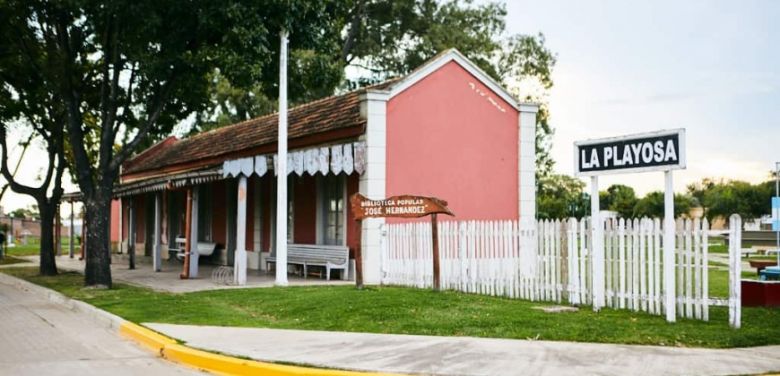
top-left (350, 194), bottom-right (453, 220)
top-left (350, 193), bottom-right (453, 291)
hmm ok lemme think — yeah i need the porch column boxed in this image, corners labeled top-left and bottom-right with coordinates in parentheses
top-left (69, 201), bottom-right (74, 258)
top-left (189, 187), bottom-right (200, 278)
top-left (518, 103), bottom-right (539, 221)
top-left (234, 175), bottom-right (248, 285)
top-left (275, 30), bottom-right (289, 286)
top-left (128, 199), bottom-right (135, 269)
top-left (55, 205), bottom-right (61, 256)
top-left (153, 192), bottom-right (162, 272)
top-left (358, 90), bottom-right (389, 284)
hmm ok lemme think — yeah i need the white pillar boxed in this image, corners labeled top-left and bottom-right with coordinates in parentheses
top-left (189, 187), bottom-right (200, 278)
top-left (275, 30), bottom-right (289, 286)
top-left (359, 90), bottom-right (389, 284)
top-left (128, 200), bottom-right (135, 269)
top-left (69, 201), bottom-right (75, 258)
top-left (153, 193), bottom-right (162, 272)
top-left (591, 176), bottom-right (605, 310)
top-left (235, 175), bottom-right (248, 285)
top-left (664, 170), bottom-right (676, 322)
top-left (518, 103), bottom-right (539, 220)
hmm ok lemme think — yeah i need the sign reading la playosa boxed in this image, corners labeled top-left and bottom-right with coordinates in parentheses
top-left (574, 129), bottom-right (686, 176)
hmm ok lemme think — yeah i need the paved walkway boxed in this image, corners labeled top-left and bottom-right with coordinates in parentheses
top-left (148, 323), bottom-right (780, 376)
top-left (0, 279), bottom-right (198, 375)
top-left (20, 255), bottom-right (350, 293)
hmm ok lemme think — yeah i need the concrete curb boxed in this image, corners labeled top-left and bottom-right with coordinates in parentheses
top-left (0, 272), bottom-right (126, 330)
top-left (0, 272), bottom-right (402, 376)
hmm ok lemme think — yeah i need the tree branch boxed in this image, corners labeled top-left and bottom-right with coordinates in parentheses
top-left (0, 125), bottom-right (41, 199)
top-left (108, 76), bottom-right (175, 173)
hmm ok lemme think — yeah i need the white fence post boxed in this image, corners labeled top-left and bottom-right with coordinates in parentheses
top-left (728, 214), bottom-right (742, 329)
top-left (380, 215), bottom-right (723, 324)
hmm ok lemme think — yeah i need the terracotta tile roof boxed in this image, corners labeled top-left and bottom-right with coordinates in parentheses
top-left (122, 86), bottom-right (381, 177)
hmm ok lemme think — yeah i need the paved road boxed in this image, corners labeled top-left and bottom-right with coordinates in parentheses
top-left (0, 280), bottom-right (200, 376)
top-left (149, 323), bottom-right (780, 376)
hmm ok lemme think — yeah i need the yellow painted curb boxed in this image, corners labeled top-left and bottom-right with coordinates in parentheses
top-left (120, 322), bottom-right (401, 376)
top-left (119, 322), bottom-right (177, 354)
top-left (162, 343), bottom-right (400, 376)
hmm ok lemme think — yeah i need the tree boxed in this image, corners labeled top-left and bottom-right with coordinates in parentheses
top-left (0, 7), bottom-right (70, 276)
top-left (0, 125), bottom-right (66, 277)
top-left (10, 205), bottom-right (39, 220)
top-left (686, 178), bottom-right (716, 216)
top-left (600, 184), bottom-right (638, 218)
top-left (0, 1), bottom-right (337, 287)
top-left (632, 192), bottom-right (694, 219)
top-left (192, 0), bottom-right (558, 179)
top-left (0, 133), bottom-right (34, 203)
top-left (703, 180), bottom-right (772, 223)
top-left (537, 174), bottom-right (590, 219)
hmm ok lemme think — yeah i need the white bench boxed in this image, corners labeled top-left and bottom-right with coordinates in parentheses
top-left (266, 244), bottom-right (349, 281)
top-left (169, 237), bottom-right (218, 261)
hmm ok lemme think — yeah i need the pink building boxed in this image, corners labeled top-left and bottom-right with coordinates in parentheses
top-left (113, 49), bottom-right (538, 284)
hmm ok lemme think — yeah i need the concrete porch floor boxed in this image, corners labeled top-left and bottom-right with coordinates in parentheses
top-left (22, 255), bottom-right (352, 293)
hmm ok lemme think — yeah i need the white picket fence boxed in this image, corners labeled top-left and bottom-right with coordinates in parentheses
top-left (381, 215), bottom-right (742, 325)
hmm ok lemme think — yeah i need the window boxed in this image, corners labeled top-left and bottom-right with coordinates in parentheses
top-left (320, 174), bottom-right (345, 245)
top-left (197, 184), bottom-right (212, 242)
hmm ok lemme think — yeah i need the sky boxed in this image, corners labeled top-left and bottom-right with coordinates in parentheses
top-left (504, 0), bottom-right (780, 195)
top-left (1, 0), bottom-right (779, 216)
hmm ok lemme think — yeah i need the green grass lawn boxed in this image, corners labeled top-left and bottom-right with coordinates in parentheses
top-left (0, 256), bottom-right (28, 265)
top-left (3, 267), bottom-right (779, 349)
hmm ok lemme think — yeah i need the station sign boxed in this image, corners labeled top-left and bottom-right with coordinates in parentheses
top-left (772, 197), bottom-right (780, 232)
top-left (574, 129), bottom-right (686, 176)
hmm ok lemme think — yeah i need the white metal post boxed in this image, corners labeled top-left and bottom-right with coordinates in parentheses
top-left (664, 170), bottom-right (676, 322)
top-left (591, 176), bottom-right (604, 310)
top-left (275, 30), bottom-right (289, 286)
top-left (775, 162), bottom-right (779, 266)
top-left (235, 175), bottom-right (248, 285)
top-left (153, 193), bottom-right (162, 272)
top-left (189, 187), bottom-right (200, 278)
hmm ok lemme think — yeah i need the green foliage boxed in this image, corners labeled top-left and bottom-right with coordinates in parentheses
top-left (537, 174), bottom-right (589, 219)
top-left (632, 191), bottom-right (695, 218)
top-left (5, 266), bottom-right (780, 348)
top-left (702, 180), bottom-right (772, 223)
top-left (599, 184), bottom-right (638, 218)
top-left (10, 206), bottom-right (39, 220)
top-left (191, 0), bottom-right (558, 179)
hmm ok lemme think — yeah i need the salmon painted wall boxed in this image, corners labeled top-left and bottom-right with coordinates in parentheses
top-left (110, 199), bottom-right (120, 242)
top-left (386, 61), bottom-right (519, 221)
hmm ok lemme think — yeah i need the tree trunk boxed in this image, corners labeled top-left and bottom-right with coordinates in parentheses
top-left (37, 202), bottom-right (58, 276)
top-left (83, 189), bottom-right (113, 288)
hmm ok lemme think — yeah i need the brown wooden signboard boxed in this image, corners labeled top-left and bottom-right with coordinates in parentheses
top-left (350, 193), bottom-right (453, 290)
top-left (350, 194), bottom-right (453, 220)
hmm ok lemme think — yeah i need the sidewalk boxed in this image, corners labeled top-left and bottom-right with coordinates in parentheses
top-left (147, 323), bottom-right (780, 376)
top-left (0, 277), bottom-right (198, 375)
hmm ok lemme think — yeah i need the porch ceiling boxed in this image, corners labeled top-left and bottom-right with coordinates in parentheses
top-left (114, 166), bottom-right (223, 197)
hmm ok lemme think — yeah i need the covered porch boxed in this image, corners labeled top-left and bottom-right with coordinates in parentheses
top-left (42, 255), bottom-right (352, 293)
top-left (115, 139), bottom-right (368, 286)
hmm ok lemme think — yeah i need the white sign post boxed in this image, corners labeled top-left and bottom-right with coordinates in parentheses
top-left (575, 129), bottom-right (686, 322)
top-left (773, 162), bottom-right (779, 267)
